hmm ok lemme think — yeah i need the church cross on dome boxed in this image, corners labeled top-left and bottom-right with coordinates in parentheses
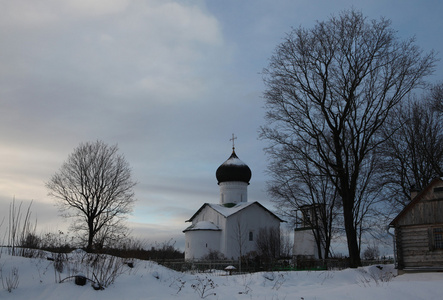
top-left (230, 133), bottom-right (237, 150)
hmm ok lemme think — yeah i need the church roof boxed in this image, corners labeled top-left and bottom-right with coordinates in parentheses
top-left (185, 201), bottom-right (284, 223)
top-left (208, 202), bottom-right (255, 217)
top-left (216, 150), bottom-right (252, 184)
top-left (183, 220), bottom-right (221, 232)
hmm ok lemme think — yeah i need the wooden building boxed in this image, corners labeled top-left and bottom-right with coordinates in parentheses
top-left (389, 178), bottom-right (443, 273)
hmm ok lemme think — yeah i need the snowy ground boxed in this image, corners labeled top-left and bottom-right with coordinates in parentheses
top-left (1, 250), bottom-right (443, 300)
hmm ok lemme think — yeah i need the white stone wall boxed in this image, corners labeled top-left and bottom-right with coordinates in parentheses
top-left (219, 181), bottom-right (248, 205)
top-left (185, 203), bottom-right (281, 260)
top-left (224, 204), bottom-right (280, 259)
top-left (184, 230), bottom-right (221, 260)
top-left (192, 205), bottom-right (224, 227)
top-left (293, 228), bottom-right (319, 259)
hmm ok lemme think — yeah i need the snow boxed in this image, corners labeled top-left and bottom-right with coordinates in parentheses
top-left (224, 157), bottom-right (247, 166)
top-left (1, 251), bottom-right (443, 300)
top-left (208, 202), bottom-right (254, 217)
top-left (183, 221), bottom-right (220, 231)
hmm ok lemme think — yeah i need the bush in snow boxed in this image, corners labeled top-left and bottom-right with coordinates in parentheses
top-left (363, 243), bottom-right (380, 261)
top-left (1, 266), bottom-right (19, 293)
top-left (90, 254), bottom-right (126, 290)
top-left (357, 265), bottom-right (395, 286)
top-left (191, 276), bottom-right (217, 298)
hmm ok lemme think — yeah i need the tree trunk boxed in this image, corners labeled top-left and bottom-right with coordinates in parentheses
top-left (87, 220), bottom-right (94, 251)
top-left (343, 197), bottom-right (361, 268)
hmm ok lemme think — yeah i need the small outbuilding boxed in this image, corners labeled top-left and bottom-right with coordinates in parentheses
top-left (389, 178), bottom-right (443, 273)
top-left (293, 204), bottom-right (325, 260)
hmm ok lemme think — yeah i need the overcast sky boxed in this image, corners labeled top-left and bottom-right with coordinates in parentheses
top-left (1, 0), bottom-right (442, 251)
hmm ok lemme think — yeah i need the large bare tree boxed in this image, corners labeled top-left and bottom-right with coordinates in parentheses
top-left (47, 141), bottom-right (136, 251)
top-left (380, 84), bottom-right (443, 208)
top-left (260, 9), bottom-right (435, 267)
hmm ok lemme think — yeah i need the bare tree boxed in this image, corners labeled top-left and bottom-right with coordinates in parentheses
top-left (351, 152), bottom-right (387, 252)
top-left (266, 145), bottom-right (337, 259)
top-left (280, 226), bottom-right (293, 258)
top-left (260, 9), bottom-right (435, 267)
top-left (231, 219), bottom-right (249, 272)
top-left (46, 141), bottom-right (136, 251)
top-left (380, 85), bottom-right (443, 208)
top-left (430, 83), bottom-right (443, 113)
top-left (232, 219), bottom-right (248, 259)
top-left (255, 227), bottom-right (280, 262)
top-left (362, 242), bottom-right (380, 261)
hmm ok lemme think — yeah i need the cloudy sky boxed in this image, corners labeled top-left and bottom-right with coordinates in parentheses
top-left (1, 0), bottom-right (442, 251)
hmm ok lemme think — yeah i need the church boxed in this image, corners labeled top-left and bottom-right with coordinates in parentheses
top-left (183, 138), bottom-right (283, 260)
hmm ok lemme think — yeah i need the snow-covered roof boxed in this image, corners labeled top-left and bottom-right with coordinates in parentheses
top-left (185, 201), bottom-right (284, 223)
top-left (223, 156), bottom-right (246, 166)
top-left (207, 202), bottom-right (255, 217)
top-left (183, 220), bottom-right (221, 232)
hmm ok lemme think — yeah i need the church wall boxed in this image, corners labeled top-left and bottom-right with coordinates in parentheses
top-left (185, 206), bottom-right (226, 260)
top-left (192, 206), bottom-right (224, 227)
top-left (185, 203), bottom-right (281, 260)
top-left (184, 230), bottom-right (221, 260)
top-left (224, 204), bottom-right (280, 259)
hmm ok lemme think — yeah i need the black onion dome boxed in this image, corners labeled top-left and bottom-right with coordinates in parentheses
top-left (216, 150), bottom-right (252, 184)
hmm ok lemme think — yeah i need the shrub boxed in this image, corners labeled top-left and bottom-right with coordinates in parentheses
top-left (363, 244), bottom-right (380, 261)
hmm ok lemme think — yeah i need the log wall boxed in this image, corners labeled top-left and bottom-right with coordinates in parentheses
top-left (396, 224), bottom-right (443, 269)
top-left (396, 198), bottom-right (443, 227)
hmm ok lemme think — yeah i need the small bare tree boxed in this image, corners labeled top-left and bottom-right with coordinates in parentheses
top-left (255, 227), bottom-right (280, 263)
top-left (47, 141), bottom-right (136, 251)
top-left (362, 242), bottom-right (380, 261)
top-left (280, 227), bottom-right (293, 258)
top-left (231, 219), bottom-right (249, 272)
top-left (232, 219), bottom-right (249, 260)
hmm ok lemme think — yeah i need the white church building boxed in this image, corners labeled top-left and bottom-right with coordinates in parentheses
top-left (183, 142), bottom-right (283, 260)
